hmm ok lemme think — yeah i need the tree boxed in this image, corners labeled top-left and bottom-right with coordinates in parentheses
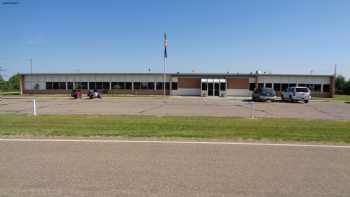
top-left (0, 74), bottom-right (5, 91)
top-left (344, 80), bottom-right (350, 95)
top-left (6, 73), bottom-right (20, 90)
top-left (336, 75), bottom-right (347, 93)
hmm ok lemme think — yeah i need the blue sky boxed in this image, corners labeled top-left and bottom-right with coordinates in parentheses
top-left (0, 0), bottom-right (349, 79)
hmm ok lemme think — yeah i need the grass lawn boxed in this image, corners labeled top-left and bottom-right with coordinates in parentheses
top-left (334, 95), bottom-right (350, 102)
top-left (0, 91), bottom-right (20, 96)
top-left (0, 114), bottom-right (350, 143)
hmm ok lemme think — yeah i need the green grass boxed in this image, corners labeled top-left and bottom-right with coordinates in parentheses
top-left (0, 114), bottom-right (350, 143)
top-left (0, 91), bottom-right (20, 96)
top-left (334, 94), bottom-right (350, 102)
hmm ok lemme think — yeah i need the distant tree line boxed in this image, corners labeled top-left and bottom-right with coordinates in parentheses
top-left (336, 75), bottom-right (350, 95)
top-left (0, 73), bottom-right (20, 91)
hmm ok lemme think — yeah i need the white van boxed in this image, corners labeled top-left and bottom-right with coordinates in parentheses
top-left (281, 87), bottom-right (311, 103)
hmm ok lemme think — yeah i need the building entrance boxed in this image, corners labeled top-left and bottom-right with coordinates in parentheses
top-left (201, 79), bottom-right (226, 96)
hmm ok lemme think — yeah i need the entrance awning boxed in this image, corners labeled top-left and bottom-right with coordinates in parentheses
top-left (201, 79), bottom-right (226, 83)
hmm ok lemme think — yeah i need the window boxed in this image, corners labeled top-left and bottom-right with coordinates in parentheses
top-left (314, 84), bottom-right (321, 91)
top-left (220, 83), bottom-right (226, 91)
top-left (140, 82), bottom-right (154, 90)
top-left (273, 83), bottom-right (281, 91)
top-left (156, 82), bottom-right (170, 90)
top-left (46, 82), bottom-right (66, 90)
top-left (249, 83), bottom-right (256, 91)
top-left (323, 84), bottom-right (330, 92)
top-left (202, 83), bottom-right (207, 90)
top-left (75, 82), bottom-right (87, 89)
top-left (81, 82), bottom-right (88, 89)
top-left (281, 83), bottom-right (289, 91)
top-left (53, 82), bottom-right (59, 89)
top-left (125, 82), bottom-right (132, 90)
top-left (89, 82), bottom-right (96, 90)
top-left (289, 83), bottom-right (296, 87)
top-left (156, 82), bottom-right (169, 90)
top-left (96, 82), bottom-right (103, 89)
top-left (67, 82), bottom-right (73, 90)
top-left (112, 82), bottom-right (125, 89)
top-left (148, 82), bottom-right (155, 90)
top-left (265, 83), bottom-right (272, 88)
top-left (134, 82), bottom-right (141, 89)
top-left (102, 82), bottom-right (110, 90)
top-left (172, 82), bottom-right (178, 90)
top-left (258, 83), bottom-right (264, 89)
top-left (74, 82), bottom-right (81, 89)
top-left (298, 83), bottom-right (306, 87)
top-left (58, 82), bottom-right (66, 89)
top-left (46, 82), bottom-right (53, 89)
top-left (156, 82), bottom-right (163, 90)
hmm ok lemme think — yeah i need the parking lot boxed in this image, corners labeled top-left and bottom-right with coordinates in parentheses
top-left (1, 96), bottom-right (350, 120)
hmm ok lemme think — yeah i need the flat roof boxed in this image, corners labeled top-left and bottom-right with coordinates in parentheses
top-left (20, 72), bottom-right (334, 78)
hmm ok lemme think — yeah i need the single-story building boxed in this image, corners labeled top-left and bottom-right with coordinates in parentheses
top-left (20, 72), bottom-right (335, 97)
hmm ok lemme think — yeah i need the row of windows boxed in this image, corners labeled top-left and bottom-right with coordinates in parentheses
top-left (46, 82), bottom-right (178, 90)
top-left (249, 83), bottom-right (330, 92)
top-left (201, 83), bottom-right (226, 91)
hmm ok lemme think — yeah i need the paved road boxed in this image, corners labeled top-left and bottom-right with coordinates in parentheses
top-left (0, 139), bottom-right (349, 197)
top-left (1, 96), bottom-right (350, 119)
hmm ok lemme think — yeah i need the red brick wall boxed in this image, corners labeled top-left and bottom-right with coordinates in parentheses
top-left (178, 78), bottom-right (201, 89)
top-left (227, 78), bottom-right (249, 89)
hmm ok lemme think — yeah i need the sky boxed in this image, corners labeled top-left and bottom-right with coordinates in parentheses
top-left (0, 0), bottom-right (350, 79)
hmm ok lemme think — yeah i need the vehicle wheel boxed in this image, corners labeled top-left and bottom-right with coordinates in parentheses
top-left (304, 100), bottom-right (309, 104)
top-left (289, 95), bottom-right (293, 102)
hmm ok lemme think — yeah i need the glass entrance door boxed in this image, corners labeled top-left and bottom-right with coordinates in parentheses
top-left (214, 83), bottom-right (220, 96)
top-left (208, 83), bottom-right (214, 96)
top-left (201, 78), bottom-right (227, 97)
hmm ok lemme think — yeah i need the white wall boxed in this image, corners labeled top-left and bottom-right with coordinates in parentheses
top-left (173, 88), bottom-right (201, 96)
top-left (253, 76), bottom-right (331, 84)
top-left (24, 81), bottom-right (46, 90)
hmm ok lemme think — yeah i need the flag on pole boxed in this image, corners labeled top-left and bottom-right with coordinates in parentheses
top-left (164, 32), bottom-right (168, 58)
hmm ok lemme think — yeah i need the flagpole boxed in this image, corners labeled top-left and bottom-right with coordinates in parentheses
top-left (163, 32), bottom-right (167, 97)
top-left (163, 55), bottom-right (166, 97)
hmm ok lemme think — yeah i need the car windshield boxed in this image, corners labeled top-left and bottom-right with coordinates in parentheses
top-left (296, 88), bottom-right (309, 92)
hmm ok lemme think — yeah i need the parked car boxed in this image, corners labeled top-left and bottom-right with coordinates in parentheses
top-left (281, 87), bottom-right (311, 103)
top-left (71, 89), bottom-right (82, 99)
top-left (87, 89), bottom-right (102, 99)
top-left (252, 88), bottom-right (277, 102)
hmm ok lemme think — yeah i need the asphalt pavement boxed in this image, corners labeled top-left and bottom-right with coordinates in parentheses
top-left (1, 96), bottom-right (350, 119)
top-left (0, 139), bottom-right (349, 197)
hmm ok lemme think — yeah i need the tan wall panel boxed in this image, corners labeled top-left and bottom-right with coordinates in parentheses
top-left (227, 78), bottom-right (249, 89)
top-left (178, 78), bottom-right (201, 89)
